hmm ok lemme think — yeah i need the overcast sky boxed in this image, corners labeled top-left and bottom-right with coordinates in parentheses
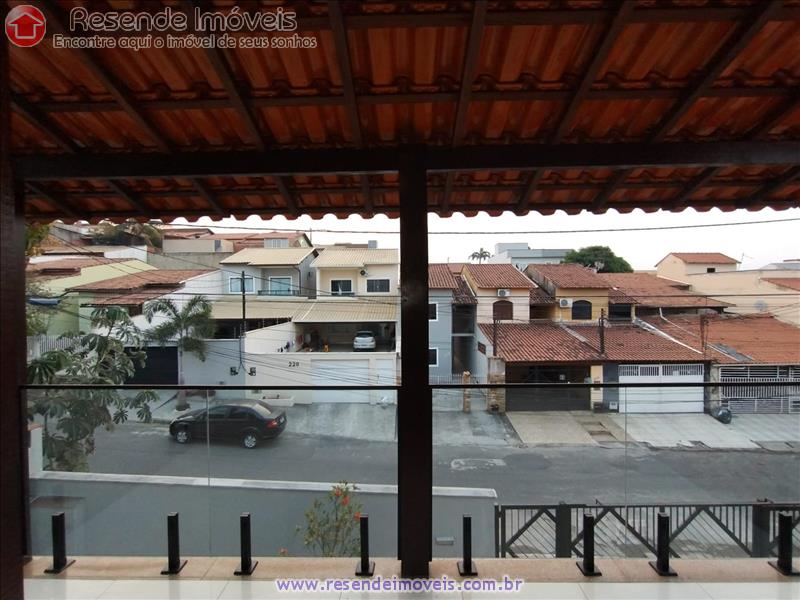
top-left (175, 207), bottom-right (800, 271)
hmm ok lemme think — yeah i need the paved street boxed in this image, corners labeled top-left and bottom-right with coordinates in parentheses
top-left (85, 422), bottom-right (800, 505)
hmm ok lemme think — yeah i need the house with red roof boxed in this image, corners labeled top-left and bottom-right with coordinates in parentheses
top-left (428, 264), bottom-right (477, 378)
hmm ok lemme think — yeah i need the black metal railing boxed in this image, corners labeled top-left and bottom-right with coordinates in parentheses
top-left (495, 501), bottom-right (800, 559)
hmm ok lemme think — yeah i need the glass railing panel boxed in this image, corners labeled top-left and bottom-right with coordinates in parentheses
top-left (202, 384), bottom-right (398, 559)
top-left (26, 386), bottom-right (211, 557)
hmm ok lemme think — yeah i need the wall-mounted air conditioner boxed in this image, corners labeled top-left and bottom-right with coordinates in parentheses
top-left (559, 298), bottom-right (573, 308)
top-left (497, 289), bottom-right (510, 297)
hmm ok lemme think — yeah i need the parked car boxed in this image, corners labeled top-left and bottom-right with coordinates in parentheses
top-left (353, 330), bottom-right (377, 351)
top-left (169, 401), bottom-right (286, 449)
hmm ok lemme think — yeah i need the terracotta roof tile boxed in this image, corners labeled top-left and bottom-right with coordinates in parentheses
top-left (529, 287), bottom-right (555, 305)
top-left (479, 322), bottom-right (704, 364)
top-left (762, 278), bottom-right (800, 292)
top-left (526, 263), bottom-right (609, 289)
top-left (26, 257), bottom-right (121, 279)
top-left (429, 264), bottom-right (459, 289)
top-left (659, 252), bottom-right (740, 265)
top-left (599, 272), bottom-right (729, 308)
top-left (464, 264), bottom-right (535, 289)
top-left (68, 269), bottom-right (212, 292)
top-left (641, 314), bottom-right (800, 364)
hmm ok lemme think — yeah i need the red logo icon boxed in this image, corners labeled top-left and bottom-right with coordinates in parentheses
top-left (5, 5), bottom-right (47, 48)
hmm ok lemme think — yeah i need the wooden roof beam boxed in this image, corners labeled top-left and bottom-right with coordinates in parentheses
top-left (648, 1), bottom-right (782, 143)
top-left (739, 165), bottom-right (800, 207)
top-left (11, 94), bottom-right (80, 154)
top-left (551, 3), bottom-right (634, 143)
top-left (105, 181), bottom-right (149, 215)
top-left (191, 179), bottom-right (227, 217)
top-left (329, 1), bottom-right (372, 214)
top-left (25, 182), bottom-right (79, 219)
top-left (443, 0), bottom-right (488, 212)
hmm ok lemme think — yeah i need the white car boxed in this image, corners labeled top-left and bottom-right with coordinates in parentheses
top-left (353, 331), bottom-right (377, 351)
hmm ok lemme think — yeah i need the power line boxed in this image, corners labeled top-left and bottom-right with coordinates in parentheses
top-left (159, 216), bottom-right (800, 235)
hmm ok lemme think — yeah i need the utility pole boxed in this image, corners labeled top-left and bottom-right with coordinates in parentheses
top-left (492, 318), bottom-right (498, 357)
top-left (598, 309), bottom-right (606, 355)
top-left (241, 269), bottom-right (247, 337)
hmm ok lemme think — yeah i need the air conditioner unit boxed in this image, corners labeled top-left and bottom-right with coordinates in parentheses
top-left (559, 298), bottom-right (573, 308)
top-left (497, 289), bottom-right (511, 297)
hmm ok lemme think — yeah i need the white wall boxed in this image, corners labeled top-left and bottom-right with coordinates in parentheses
top-left (316, 264), bottom-right (400, 297)
top-left (29, 472), bottom-right (497, 558)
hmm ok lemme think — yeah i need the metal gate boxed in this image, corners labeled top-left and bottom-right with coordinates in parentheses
top-left (495, 502), bottom-right (800, 558)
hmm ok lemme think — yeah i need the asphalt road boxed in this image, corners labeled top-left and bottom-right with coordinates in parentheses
top-left (86, 423), bottom-right (800, 505)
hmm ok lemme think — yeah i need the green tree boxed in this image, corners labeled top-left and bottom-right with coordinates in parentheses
top-left (469, 248), bottom-right (492, 263)
top-left (25, 281), bottom-right (52, 336)
top-left (145, 296), bottom-right (215, 410)
top-left (563, 246), bottom-right (633, 273)
top-left (299, 482), bottom-right (363, 557)
top-left (92, 220), bottom-right (163, 249)
top-left (27, 307), bottom-right (156, 471)
top-left (26, 223), bottom-right (50, 257)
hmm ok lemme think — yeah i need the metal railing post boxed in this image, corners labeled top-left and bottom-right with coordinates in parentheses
top-left (576, 513), bottom-right (601, 576)
top-left (234, 513), bottom-right (257, 576)
top-left (161, 512), bottom-right (187, 575)
top-left (555, 503), bottom-right (572, 558)
top-left (769, 513), bottom-right (800, 576)
top-left (458, 514), bottom-right (478, 576)
top-left (355, 515), bottom-right (375, 577)
top-left (751, 502), bottom-right (771, 557)
top-left (44, 513), bottom-right (74, 574)
top-left (649, 512), bottom-right (677, 576)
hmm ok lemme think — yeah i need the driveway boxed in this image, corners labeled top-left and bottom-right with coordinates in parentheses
top-left (507, 411), bottom-right (800, 450)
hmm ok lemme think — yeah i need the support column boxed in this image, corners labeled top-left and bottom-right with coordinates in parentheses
top-left (1, 33), bottom-right (27, 600)
top-left (397, 149), bottom-right (431, 577)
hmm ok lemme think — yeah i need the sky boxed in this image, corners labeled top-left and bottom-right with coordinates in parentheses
top-left (174, 206), bottom-right (800, 271)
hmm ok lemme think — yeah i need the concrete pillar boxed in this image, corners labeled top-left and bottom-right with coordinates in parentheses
top-left (487, 357), bottom-right (506, 413)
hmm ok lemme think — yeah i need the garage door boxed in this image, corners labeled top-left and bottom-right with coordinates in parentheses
top-left (507, 388), bottom-right (589, 411)
top-left (312, 359), bottom-right (371, 403)
top-left (618, 364), bottom-right (704, 413)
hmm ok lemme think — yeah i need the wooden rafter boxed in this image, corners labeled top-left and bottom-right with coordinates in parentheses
top-left (594, 2), bottom-right (783, 209)
top-left (443, 0), bottom-right (487, 212)
top-left (11, 94), bottom-right (80, 154)
top-left (551, 3), bottom-right (634, 143)
top-left (328, 1), bottom-right (372, 213)
top-left (105, 181), bottom-right (150, 215)
top-left (191, 179), bottom-right (227, 217)
top-left (25, 182), bottom-right (79, 218)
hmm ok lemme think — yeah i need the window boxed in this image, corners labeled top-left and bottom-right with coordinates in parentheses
top-left (367, 279), bottom-right (390, 293)
top-left (269, 276), bottom-right (293, 296)
top-left (331, 279), bottom-right (353, 296)
top-left (493, 299), bottom-right (513, 320)
top-left (428, 303), bottom-right (438, 320)
top-left (229, 275), bottom-right (255, 293)
top-left (228, 407), bottom-right (252, 420)
top-left (265, 238), bottom-right (289, 248)
top-left (706, 267), bottom-right (716, 273)
top-left (428, 348), bottom-right (438, 367)
top-left (207, 405), bottom-right (229, 420)
top-left (571, 300), bottom-right (592, 320)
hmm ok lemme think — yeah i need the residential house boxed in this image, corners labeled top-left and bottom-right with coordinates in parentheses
top-left (26, 256), bottom-right (156, 335)
top-left (311, 248), bottom-right (399, 298)
top-left (655, 253), bottom-right (800, 325)
top-left (656, 252), bottom-right (740, 280)
top-left (428, 264), bottom-right (477, 379)
top-left (486, 243), bottom-right (570, 270)
top-left (475, 320), bottom-right (708, 413)
top-left (598, 272), bottom-right (729, 319)
top-left (524, 263), bottom-right (610, 321)
top-left (641, 313), bottom-right (800, 413)
top-left (461, 263), bottom-right (537, 325)
top-left (219, 247), bottom-right (318, 298)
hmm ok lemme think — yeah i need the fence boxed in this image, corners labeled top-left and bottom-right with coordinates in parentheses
top-left (720, 377), bottom-right (800, 414)
top-left (26, 335), bottom-right (76, 361)
top-left (495, 502), bottom-right (800, 559)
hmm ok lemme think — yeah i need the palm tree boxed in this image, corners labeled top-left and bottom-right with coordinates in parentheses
top-left (144, 295), bottom-right (215, 410)
top-left (469, 248), bottom-right (492, 263)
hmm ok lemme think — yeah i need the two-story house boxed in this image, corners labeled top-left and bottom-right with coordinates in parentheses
top-left (311, 248), bottom-right (399, 298)
top-left (461, 263), bottom-right (537, 324)
top-left (219, 247), bottom-right (318, 298)
top-left (525, 263), bottom-right (610, 321)
top-left (428, 264), bottom-right (477, 379)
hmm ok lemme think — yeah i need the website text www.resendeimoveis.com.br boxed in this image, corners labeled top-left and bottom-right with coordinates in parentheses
top-left (276, 575), bottom-right (524, 594)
